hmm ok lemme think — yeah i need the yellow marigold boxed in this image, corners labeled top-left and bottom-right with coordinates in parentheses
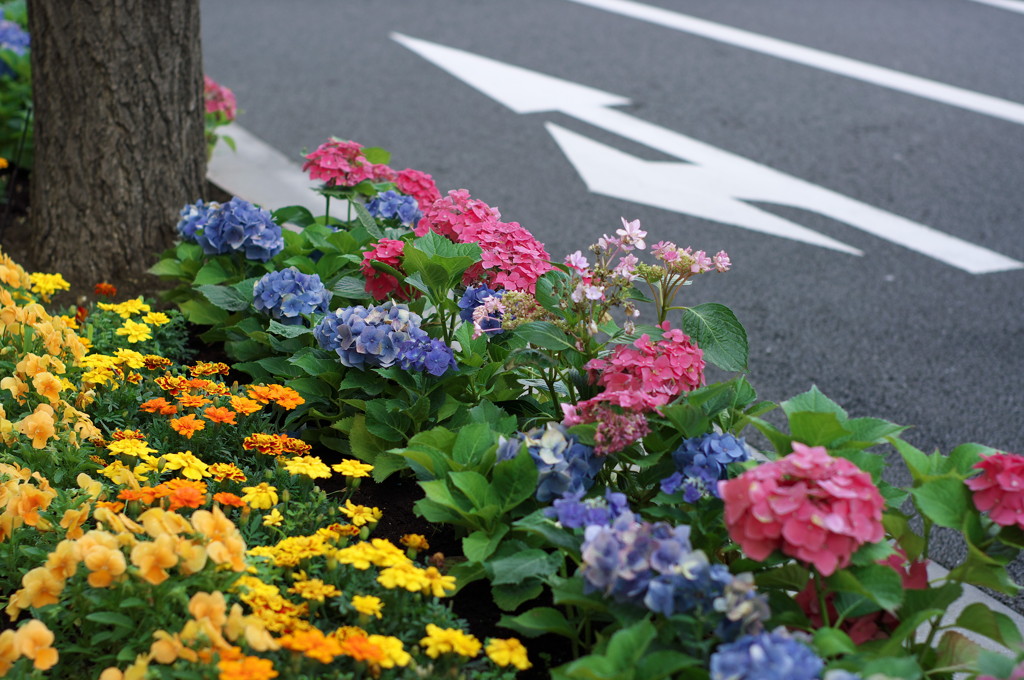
top-left (107, 438), bottom-right (158, 458)
top-left (377, 563), bottom-right (430, 592)
top-left (218, 655), bottom-right (278, 680)
top-left (28, 272), bottom-right (70, 302)
top-left (289, 578), bottom-right (341, 602)
top-left (350, 595), bottom-right (383, 619)
top-left (400, 534), bottom-right (430, 551)
top-left (209, 462), bottom-right (246, 482)
top-left (366, 635), bottom-right (411, 668)
top-left (248, 534), bottom-right (328, 568)
top-left (142, 312), bottom-right (170, 326)
top-left (99, 297), bottom-right (150, 318)
top-left (421, 566), bottom-right (457, 598)
top-left (113, 348), bottom-right (146, 369)
top-left (486, 637), bottom-right (532, 670)
top-left (282, 455), bottom-right (332, 479)
top-left (420, 624), bottom-right (482, 659)
top-left (262, 509), bottom-right (284, 527)
top-left (115, 320), bottom-right (152, 343)
top-left (331, 459), bottom-right (373, 478)
top-left (161, 451), bottom-right (211, 480)
top-left (241, 483), bottom-right (278, 510)
top-left (339, 500), bottom-right (382, 526)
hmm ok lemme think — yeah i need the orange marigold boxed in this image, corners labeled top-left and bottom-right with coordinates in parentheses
top-left (213, 492), bottom-right (245, 507)
top-left (209, 463), bottom-right (246, 482)
top-left (204, 406), bottom-right (237, 425)
top-left (111, 428), bottom-right (146, 441)
top-left (166, 485), bottom-right (206, 511)
top-left (338, 635), bottom-right (388, 664)
top-left (177, 393), bottom-right (211, 409)
top-left (139, 397), bottom-right (178, 415)
top-left (94, 282), bottom-right (118, 297)
top-left (229, 395), bottom-right (262, 415)
top-left (190, 362), bottom-right (231, 377)
top-left (279, 628), bottom-right (343, 664)
top-left (218, 654), bottom-right (279, 680)
top-left (143, 355), bottom-right (173, 370)
top-left (170, 413), bottom-right (205, 439)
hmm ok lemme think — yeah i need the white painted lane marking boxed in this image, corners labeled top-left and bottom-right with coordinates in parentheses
top-left (562, 0), bottom-right (1024, 126)
top-left (393, 33), bottom-right (1024, 274)
top-left (967, 0), bottom-right (1024, 14)
top-left (546, 123), bottom-right (863, 255)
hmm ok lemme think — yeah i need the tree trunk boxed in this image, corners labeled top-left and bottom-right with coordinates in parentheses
top-left (27, 0), bottom-right (205, 290)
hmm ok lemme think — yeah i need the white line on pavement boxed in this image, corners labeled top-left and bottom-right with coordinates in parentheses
top-left (967, 0), bottom-right (1024, 14)
top-left (563, 0), bottom-right (1024, 125)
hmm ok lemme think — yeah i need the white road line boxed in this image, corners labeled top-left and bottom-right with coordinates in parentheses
top-left (967, 0), bottom-right (1024, 14)
top-left (563, 0), bottom-right (1024, 125)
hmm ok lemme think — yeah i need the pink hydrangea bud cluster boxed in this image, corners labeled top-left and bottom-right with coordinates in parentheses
top-left (720, 442), bottom-right (885, 576)
top-left (395, 168), bottom-right (442, 212)
top-left (562, 323), bottom-right (705, 455)
top-left (203, 75), bottom-right (237, 121)
top-left (303, 138), bottom-right (396, 188)
top-left (360, 238), bottom-right (419, 302)
top-left (651, 241), bottom-right (730, 274)
top-left (966, 451), bottom-right (1024, 529)
top-left (416, 190), bottom-right (552, 294)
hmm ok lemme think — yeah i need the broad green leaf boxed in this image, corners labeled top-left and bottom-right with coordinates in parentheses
top-left (492, 580), bottom-right (544, 612)
top-left (193, 258), bottom-right (233, 285)
top-left (85, 612), bottom-right (135, 628)
top-left (348, 415), bottom-right (389, 463)
top-left (178, 299), bottom-right (229, 326)
top-left (955, 602), bottom-right (1024, 648)
top-left (781, 385), bottom-right (847, 420)
top-left (812, 628), bottom-right (856, 656)
top-left (420, 479), bottom-right (472, 513)
top-left (272, 204), bottom-right (316, 227)
top-left (829, 564), bottom-right (903, 611)
top-left (255, 356), bottom-right (302, 379)
top-left (451, 423), bottom-right (497, 467)
top-left (448, 471), bottom-right (499, 510)
top-left (788, 411), bottom-right (852, 447)
top-left (352, 201), bottom-right (382, 239)
top-left (514, 510), bottom-right (581, 556)
top-left (267, 320), bottom-right (313, 338)
top-left (850, 540), bottom-right (896, 566)
top-left (148, 258), bottom-right (185, 277)
top-left (463, 525), bottom-right (510, 562)
top-left (843, 417), bottom-right (907, 444)
top-left (681, 302), bottom-right (748, 372)
top-left (499, 606), bottom-right (575, 639)
top-left (606, 620), bottom-right (656, 669)
top-left (360, 146), bottom-right (391, 165)
top-left (487, 549), bottom-right (561, 585)
top-left (635, 651), bottom-right (699, 680)
top-left (290, 349), bottom-right (340, 377)
top-left (859, 656), bottom-right (923, 680)
top-left (331, 275), bottom-right (373, 300)
top-left (889, 437), bottom-right (932, 480)
top-left (515, 321), bottom-right (574, 351)
top-left (935, 630), bottom-right (981, 670)
top-left (364, 401), bottom-right (410, 442)
top-left (948, 443), bottom-right (994, 475)
top-left (493, 450), bottom-right (540, 513)
top-left (658, 403), bottom-right (710, 438)
top-left (910, 477), bottom-right (970, 529)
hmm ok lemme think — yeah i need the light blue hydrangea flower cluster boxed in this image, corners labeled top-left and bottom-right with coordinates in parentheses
top-left (544, 488), bottom-right (629, 529)
top-left (314, 302), bottom-right (457, 376)
top-left (458, 284), bottom-right (505, 335)
top-left (497, 423), bottom-right (603, 503)
top-left (0, 10), bottom-right (30, 79)
top-left (179, 197), bottom-right (284, 262)
top-left (710, 629), bottom-right (823, 680)
top-left (252, 267), bottom-right (331, 324)
top-left (581, 511), bottom-right (733, 617)
top-left (367, 189), bottom-right (422, 228)
top-left (660, 432), bottom-right (749, 502)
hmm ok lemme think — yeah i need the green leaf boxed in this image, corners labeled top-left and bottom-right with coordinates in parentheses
top-left (267, 320), bottom-right (313, 338)
top-left (487, 549), bottom-right (561, 585)
top-left (451, 423), bottom-right (497, 467)
top-left (859, 656), bottom-right (923, 680)
top-left (515, 321), bottom-right (574, 351)
top-left (849, 540), bottom-right (896, 566)
top-left (272, 204), bottom-right (317, 228)
top-left (364, 400), bottom-right (410, 442)
top-left (910, 477), bottom-right (970, 529)
top-left (948, 443), bottom-right (994, 475)
top-left (658, 403), bottom-right (710, 438)
top-left (360, 146), bottom-right (391, 165)
top-left (255, 355), bottom-right (302, 379)
top-left (448, 471), bottom-right (499, 510)
top-left (331, 275), bottom-right (373, 300)
top-left (935, 630), bottom-right (981, 670)
top-left (492, 580), bottom-right (544, 612)
top-left (788, 411), bottom-right (851, 447)
top-left (85, 611), bottom-right (135, 628)
top-left (812, 628), bottom-right (857, 656)
top-left (352, 201), bottom-right (383, 239)
top-left (955, 602), bottom-right (1024, 648)
top-left (148, 258), bottom-right (185, 277)
top-left (193, 258), bottom-right (233, 285)
top-left (605, 620), bottom-right (657, 669)
top-left (635, 651), bottom-right (699, 680)
top-left (829, 564), bottom-right (903, 611)
top-left (493, 450), bottom-right (540, 513)
top-left (681, 302), bottom-right (748, 372)
top-left (463, 525), bottom-right (510, 562)
top-left (843, 417), bottom-right (907, 444)
top-left (754, 563), bottom-right (809, 590)
top-left (499, 607), bottom-right (576, 640)
top-left (178, 299), bottom-right (229, 326)
top-left (348, 414), bottom-right (389, 463)
top-left (290, 349), bottom-right (340, 377)
top-left (781, 385), bottom-right (847, 420)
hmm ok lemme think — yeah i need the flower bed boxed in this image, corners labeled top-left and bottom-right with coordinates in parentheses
top-left (1, 130), bottom-right (1023, 680)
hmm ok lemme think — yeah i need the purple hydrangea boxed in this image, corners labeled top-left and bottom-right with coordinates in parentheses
top-left (498, 423), bottom-right (604, 503)
top-left (399, 337), bottom-right (458, 377)
top-left (458, 284), bottom-right (505, 335)
top-left (367, 190), bottom-right (422, 228)
top-left (710, 630), bottom-right (823, 680)
top-left (193, 197), bottom-right (284, 262)
top-left (313, 301), bottom-right (429, 370)
top-left (175, 199), bottom-right (221, 243)
top-left (253, 267), bottom-right (331, 324)
top-left (545, 488), bottom-right (629, 529)
top-left (713, 573), bottom-right (770, 642)
top-left (0, 13), bottom-right (29, 80)
top-left (660, 432), bottom-right (749, 501)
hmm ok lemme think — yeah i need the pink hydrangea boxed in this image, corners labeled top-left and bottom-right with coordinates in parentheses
top-left (395, 168), bottom-right (442, 212)
top-left (719, 442), bottom-right (885, 576)
top-left (561, 395), bottom-right (651, 456)
top-left (360, 238), bottom-right (418, 301)
top-left (416, 189), bottom-right (501, 239)
top-left (586, 322), bottom-right (705, 405)
top-left (203, 75), bottom-right (237, 121)
top-left (966, 452), bottom-right (1024, 529)
top-left (303, 138), bottom-right (395, 187)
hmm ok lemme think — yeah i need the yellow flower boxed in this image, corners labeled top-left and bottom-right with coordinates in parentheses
top-left (289, 578), bottom-right (341, 601)
top-left (421, 566), bottom-right (457, 598)
top-left (282, 455), bottom-right (332, 479)
top-left (486, 637), bottom-right (532, 670)
top-left (161, 451), bottom-right (211, 480)
top-left (28, 272), bottom-right (70, 302)
top-left (351, 595), bottom-right (383, 619)
top-left (107, 438), bottom-right (158, 459)
top-left (142, 312), bottom-right (170, 325)
top-left (331, 459), bottom-right (374, 477)
top-left (339, 500), bottom-right (382, 526)
top-left (419, 624), bottom-right (482, 659)
top-left (242, 483), bottom-right (278, 510)
top-left (376, 563), bottom-right (429, 592)
top-left (113, 348), bottom-right (146, 368)
top-left (366, 635), bottom-right (411, 668)
top-left (262, 509), bottom-right (284, 527)
top-left (14, 619), bottom-right (59, 671)
top-left (115, 320), bottom-right (152, 343)
top-left (401, 534), bottom-right (430, 551)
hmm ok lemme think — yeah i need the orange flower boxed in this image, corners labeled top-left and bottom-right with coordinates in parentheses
top-left (111, 428), bottom-right (146, 441)
top-left (138, 507), bottom-right (193, 537)
top-left (15, 619), bottom-right (59, 671)
top-left (120, 486), bottom-right (160, 504)
top-left (94, 282), bottom-right (118, 297)
top-left (175, 536), bottom-right (208, 575)
top-left (139, 397), bottom-right (177, 415)
top-left (218, 654), bottom-right (279, 680)
top-left (338, 634), bottom-right (388, 664)
top-left (209, 463), bottom-right (246, 482)
top-left (45, 540), bottom-right (82, 579)
top-left (213, 492), bottom-right (245, 507)
top-left (206, 533), bottom-right (247, 572)
top-left (279, 628), bottom-right (344, 663)
top-left (8, 566), bottom-right (65, 613)
top-left (14, 405), bottom-right (56, 449)
top-left (267, 385), bottom-right (304, 410)
top-left (245, 385), bottom-right (276, 404)
top-left (95, 500), bottom-right (126, 513)
top-left (31, 371), bottom-right (63, 403)
top-left (204, 406), bottom-right (237, 425)
top-left (190, 362), bottom-right (230, 377)
top-left (189, 591), bottom-right (228, 629)
top-left (155, 375), bottom-right (188, 395)
top-left (59, 504), bottom-right (90, 539)
top-left (0, 629), bottom-right (17, 676)
top-left (131, 533), bottom-right (179, 584)
top-left (177, 393), bottom-right (211, 409)
top-left (0, 375), bottom-right (28, 402)
top-left (229, 396), bottom-right (262, 416)
top-left (243, 433), bottom-right (285, 456)
top-left (191, 506), bottom-right (236, 544)
top-left (170, 413), bottom-right (205, 439)
top-left (9, 483), bottom-right (56, 526)
top-left (166, 485), bottom-right (206, 511)
top-left (143, 355), bottom-right (173, 370)
top-left (83, 545), bottom-right (127, 587)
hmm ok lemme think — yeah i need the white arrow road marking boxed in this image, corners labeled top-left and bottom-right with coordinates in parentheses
top-left (546, 123), bottom-right (863, 255)
top-left (562, 0), bottom-right (1024, 126)
top-left (393, 33), bottom-right (1024, 274)
top-left (966, 0), bottom-right (1024, 14)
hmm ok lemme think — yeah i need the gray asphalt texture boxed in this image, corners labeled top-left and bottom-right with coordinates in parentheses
top-left (200, 0), bottom-right (1024, 610)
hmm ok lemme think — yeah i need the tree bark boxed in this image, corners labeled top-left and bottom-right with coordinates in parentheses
top-left (26, 0), bottom-right (205, 289)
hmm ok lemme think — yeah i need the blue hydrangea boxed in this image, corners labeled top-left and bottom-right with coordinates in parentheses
top-left (193, 197), bottom-right (284, 262)
top-left (367, 190), bottom-right (422, 228)
top-left (710, 630), bottom-right (823, 680)
top-left (252, 267), bottom-right (331, 324)
top-left (544, 488), bottom-right (629, 529)
top-left (713, 573), bottom-right (771, 642)
top-left (0, 15), bottom-right (29, 80)
top-left (313, 302), bottom-right (429, 370)
top-left (399, 337), bottom-right (458, 377)
top-left (498, 423), bottom-right (603, 503)
top-left (175, 199), bottom-right (220, 243)
top-left (458, 284), bottom-right (505, 334)
top-left (661, 432), bottom-right (749, 501)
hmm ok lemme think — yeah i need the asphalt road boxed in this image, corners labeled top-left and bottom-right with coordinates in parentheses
top-left (200, 0), bottom-right (1024, 605)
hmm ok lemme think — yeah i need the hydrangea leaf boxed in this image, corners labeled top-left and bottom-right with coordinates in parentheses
top-left (514, 321), bottom-right (574, 351)
top-left (635, 651), bottom-right (700, 680)
top-left (498, 606), bottom-right (576, 640)
top-left (197, 284), bottom-right (250, 312)
top-left (781, 385), bottom-right (847, 420)
top-left (606, 620), bottom-right (657, 670)
top-left (487, 549), bottom-right (562, 586)
top-left (493, 450), bottom-right (540, 513)
top-left (492, 580), bottom-right (544, 612)
top-left (910, 477), bottom-right (969, 528)
top-left (463, 525), bottom-right (510, 563)
top-left (192, 258), bottom-right (233, 286)
top-left (351, 201), bottom-right (383, 239)
top-left (681, 302), bottom-right (748, 372)
top-left (787, 411), bottom-right (852, 447)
